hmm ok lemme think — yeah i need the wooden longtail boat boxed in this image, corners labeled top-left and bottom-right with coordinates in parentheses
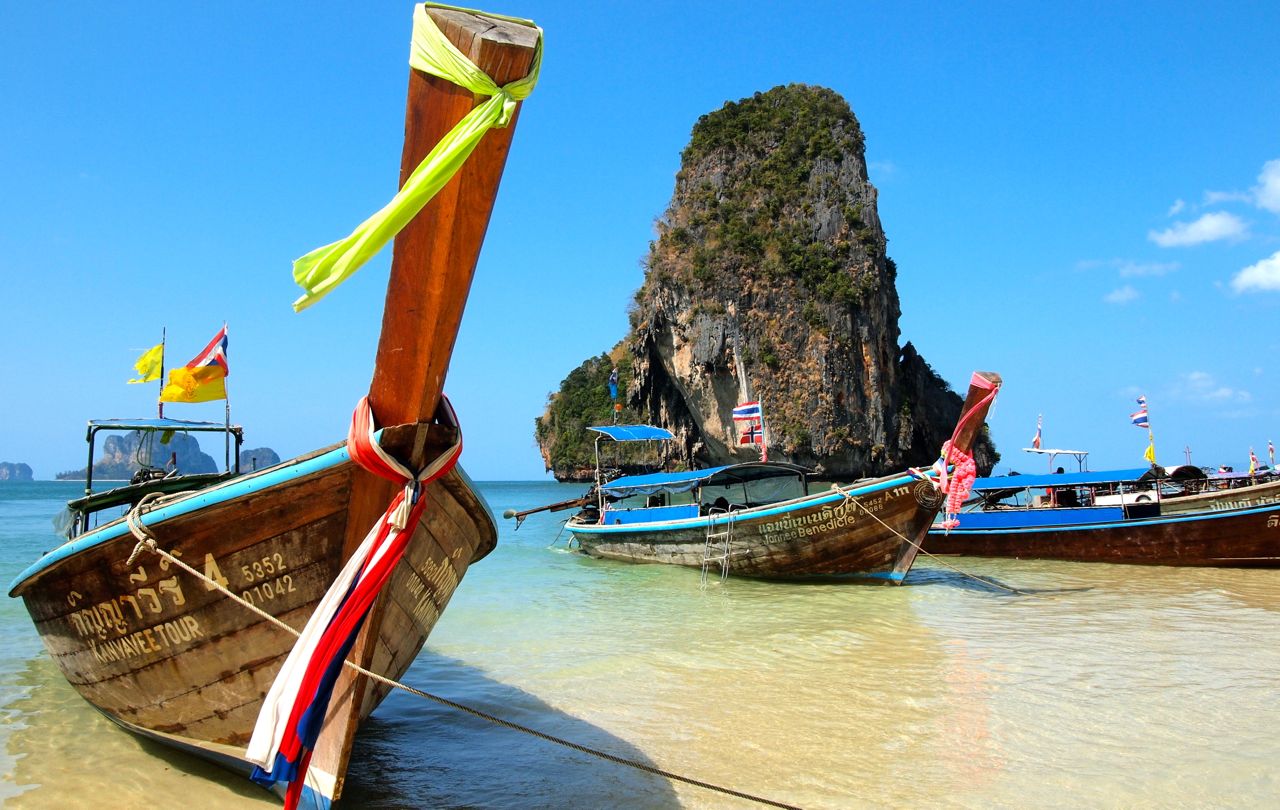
top-left (520, 372), bottom-right (1000, 582)
top-left (1160, 470), bottom-right (1280, 515)
top-left (924, 469), bottom-right (1280, 566)
top-left (8, 6), bottom-right (539, 807)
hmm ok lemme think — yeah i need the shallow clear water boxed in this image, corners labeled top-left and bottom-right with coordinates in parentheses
top-left (2, 480), bottom-right (1278, 808)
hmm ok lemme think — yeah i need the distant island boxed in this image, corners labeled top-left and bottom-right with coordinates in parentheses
top-left (0, 462), bottom-right (34, 482)
top-left (55, 431), bottom-right (279, 481)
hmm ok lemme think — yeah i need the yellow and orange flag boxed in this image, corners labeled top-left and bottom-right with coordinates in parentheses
top-left (160, 326), bottom-right (229, 403)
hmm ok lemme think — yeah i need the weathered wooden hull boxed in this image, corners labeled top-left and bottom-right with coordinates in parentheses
top-left (8, 443), bottom-right (496, 801)
top-left (1161, 477), bottom-right (1280, 515)
top-left (925, 502), bottom-right (1280, 566)
top-left (569, 473), bottom-right (940, 582)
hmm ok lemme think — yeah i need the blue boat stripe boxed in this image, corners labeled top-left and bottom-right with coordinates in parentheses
top-left (573, 473), bottom-right (920, 536)
top-left (933, 501), bottom-right (1280, 536)
top-left (8, 443), bottom-right (354, 595)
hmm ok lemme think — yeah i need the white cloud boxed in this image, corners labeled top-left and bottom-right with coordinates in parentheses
top-left (1230, 249), bottom-right (1280, 293)
top-left (1117, 260), bottom-right (1179, 277)
top-left (1076, 258), bottom-right (1179, 276)
top-left (1167, 199), bottom-right (1185, 216)
top-left (1149, 211), bottom-right (1248, 247)
top-left (1177, 370), bottom-right (1251, 404)
top-left (1203, 190), bottom-right (1253, 206)
top-left (1254, 159), bottom-right (1280, 213)
top-left (867, 160), bottom-right (897, 179)
top-left (1104, 285), bottom-right (1139, 304)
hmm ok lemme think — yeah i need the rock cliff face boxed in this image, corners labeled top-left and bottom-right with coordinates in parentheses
top-left (240, 447), bottom-right (281, 471)
top-left (537, 85), bottom-right (997, 481)
top-left (56, 431), bottom-right (226, 480)
top-left (0, 462), bottom-right (34, 481)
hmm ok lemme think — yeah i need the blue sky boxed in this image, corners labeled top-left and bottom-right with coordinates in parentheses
top-left (2, 1), bottom-right (1279, 481)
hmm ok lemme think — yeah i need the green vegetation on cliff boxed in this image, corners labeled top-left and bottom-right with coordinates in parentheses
top-left (651, 85), bottom-right (880, 310)
top-left (537, 84), bottom-right (998, 480)
top-left (535, 352), bottom-right (635, 477)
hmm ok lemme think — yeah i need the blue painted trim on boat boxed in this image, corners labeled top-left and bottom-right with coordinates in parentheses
top-left (8, 443), bottom-right (354, 595)
top-left (571, 473), bottom-right (919, 536)
top-left (298, 784), bottom-right (332, 810)
top-left (945, 506), bottom-right (1127, 529)
top-left (932, 500), bottom-right (1280, 536)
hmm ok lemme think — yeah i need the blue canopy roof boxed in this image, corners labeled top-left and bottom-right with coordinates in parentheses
top-left (588, 425), bottom-right (674, 442)
top-left (600, 462), bottom-right (811, 498)
top-left (601, 466), bottom-right (731, 497)
top-left (89, 418), bottom-right (241, 431)
top-left (971, 468), bottom-right (1151, 491)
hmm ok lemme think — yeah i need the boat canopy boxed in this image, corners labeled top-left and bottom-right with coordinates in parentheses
top-left (971, 467), bottom-right (1151, 491)
top-left (601, 461), bottom-right (809, 498)
top-left (89, 418), bottom-right (242, 432)
top-left (588, 425), bottom-right (674, 442)
top-left (1140, 464), bottom-right (1206, 482)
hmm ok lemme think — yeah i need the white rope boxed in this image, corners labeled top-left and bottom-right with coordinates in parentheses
top-left (121, 501), bottom-right (800, 809)
top-left (830, 484), bottom-right (1025, 595)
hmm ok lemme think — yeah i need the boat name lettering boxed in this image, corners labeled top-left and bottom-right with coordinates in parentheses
top-left (88, 616), bottom-right (204, 664)
top-left (398, 558), bottom-right (459, 633)
top-left (1268, 514), bottom-right (1279, 528)
top-left (67, 577), bottom-right (188, 640)
top-left (241, 574), bottom-right (297, 607)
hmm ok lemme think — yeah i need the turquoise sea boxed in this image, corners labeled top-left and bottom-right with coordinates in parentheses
top-left (2, 480), bottom-right (1279, 808)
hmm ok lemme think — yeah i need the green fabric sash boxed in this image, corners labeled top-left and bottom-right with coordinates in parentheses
top-left (292, 3), bottom-right (542, 312)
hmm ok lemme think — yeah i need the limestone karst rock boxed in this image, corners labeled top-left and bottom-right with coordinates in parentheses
top-left (537, 85), bottom-right (997, 481)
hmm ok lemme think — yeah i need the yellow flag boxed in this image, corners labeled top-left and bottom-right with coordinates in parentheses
top-left (127, 343), bottom-right (164, 384)
top-left (1144, 440), bottom-right (1156, 464)
top-left (159, 365), bottom-right (226, 403)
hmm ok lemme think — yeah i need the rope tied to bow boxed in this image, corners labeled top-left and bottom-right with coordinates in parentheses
top-left (920, 372), bottom-right (1000, 533)
top-left (247, 395), bottom-right (462, 808)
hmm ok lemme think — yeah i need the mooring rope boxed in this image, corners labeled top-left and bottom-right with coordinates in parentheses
top-left (831, 484), bottom-right (1026, 596)
top-left (124, 500), bottom-right (800, 810)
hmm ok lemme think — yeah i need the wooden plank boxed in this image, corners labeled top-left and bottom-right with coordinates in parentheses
top-left (315, 12), bottom-right (537, 796)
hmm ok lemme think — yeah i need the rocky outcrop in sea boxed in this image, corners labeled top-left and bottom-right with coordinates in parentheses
top-left (537, 84), bottom-right (998, 481)
top-left (0, 462), bottom-right (34, 481)
top-left (54, 432), bottom-right (276, 481)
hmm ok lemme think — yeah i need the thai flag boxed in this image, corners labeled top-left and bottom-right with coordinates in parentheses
top-left (189, 324), bottom-right (230, 375)
top-left (733, 401), bottom-right (762, 421)
top-left (1031, 414), bottom-right (1042, 449)
top-left (739, 419), bottom-right (763, 445)
top-left (1131, 410), bottom-right (1149, 428)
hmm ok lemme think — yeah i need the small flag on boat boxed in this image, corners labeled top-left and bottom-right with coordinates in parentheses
top-left (1269, 439), bottom-right (1275, 468)
top-left (1144, 438), bottom-right (1156, 464)
top-left (1031, 414), bottom-right (1042, 449)
top-left (1250, 447), bottom-right (1259, 474)
top-left (1130, 404), bottom-right (1149, 429)
top-left (160, 325), bottom-right (229, 403)
top-left (739, 418), bottom-right (763, 445)
top-left (608, 367), bottom-right (618, 400)
top-left (733, 401), bottom-right (762, 421)
top-left (127, 342), bottom-right (164, 384)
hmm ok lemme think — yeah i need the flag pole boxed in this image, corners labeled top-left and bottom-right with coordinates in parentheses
top-left (760, 407), bottom-right (769, 463)
top-left (157, 327), bottom-right (167, 419)
top-left (223, 322), bottom-right (231, 474)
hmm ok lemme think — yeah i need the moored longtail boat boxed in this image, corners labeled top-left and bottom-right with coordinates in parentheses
top-left (8, 5), bottom-right (541, 807)
top-left (924, 470), bottom-right (1280, 567)
top-left (533, 372), bottom-right (1000, 582)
